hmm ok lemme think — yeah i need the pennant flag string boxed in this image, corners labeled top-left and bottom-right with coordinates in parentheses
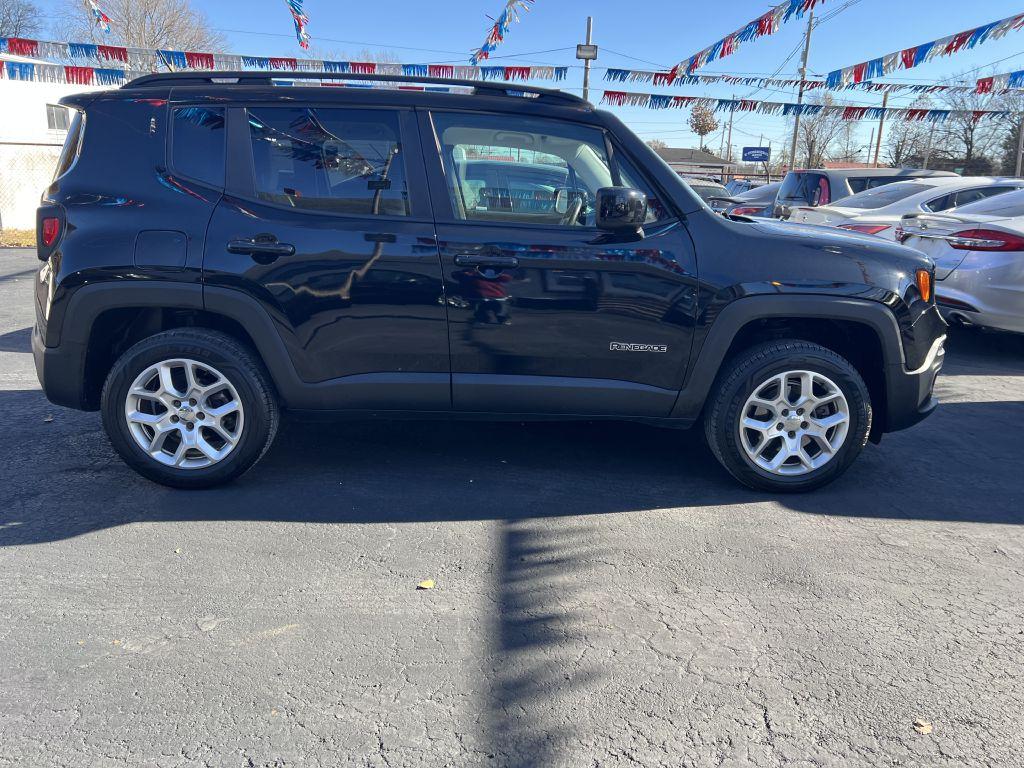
top-left (471, 0), bottom-right (534, 66)
top-left (672, 0), bottom-right (824, 76)
top-left (0, 35), bottom-right (568, 87)
top-left (600, 90), bottom-right (1011, 123)
top-left (87, 0), bottom-right (112, 35)
top-left (283, 0), bottom-right (311, 50)
top-left (976, 69), bottom-right (1024, 93)
top-left (825, 12), bottom-right (1024, 90)
top-left (603, 67), bottom-right (988, 95)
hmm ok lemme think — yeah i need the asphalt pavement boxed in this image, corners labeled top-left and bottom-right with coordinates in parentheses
top-left (1, 247), bottom-right (1022, 767)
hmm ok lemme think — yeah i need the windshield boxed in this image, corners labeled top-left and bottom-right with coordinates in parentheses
top-left (837, 182), bottom-right (935, 210)
top-left (778, 172), bottom-right (830, 206)
top-left (953, 188), bottom-right (1024, 218)
top-left (685, 181), bottom-right (729, 202)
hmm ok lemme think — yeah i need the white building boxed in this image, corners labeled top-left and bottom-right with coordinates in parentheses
top-left (0, 53), bottom-right (105, 230)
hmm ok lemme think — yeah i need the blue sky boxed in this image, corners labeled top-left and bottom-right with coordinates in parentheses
top-left (29, 0), bottom-right (1024, 154)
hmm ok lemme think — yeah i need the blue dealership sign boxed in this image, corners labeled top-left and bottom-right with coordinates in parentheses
top-left (742, 146), bottom-right (771, 162)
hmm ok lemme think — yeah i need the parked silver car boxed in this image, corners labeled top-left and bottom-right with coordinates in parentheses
top-left (774, 167), bottom-right (959, 219)
top-left (898, 189), bottom-right (1024, 334)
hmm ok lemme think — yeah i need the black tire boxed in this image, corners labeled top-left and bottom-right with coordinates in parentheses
top-left (101, 329), bottom-right (279, 489)
top-left (703, 340), bottom-right (871, 493)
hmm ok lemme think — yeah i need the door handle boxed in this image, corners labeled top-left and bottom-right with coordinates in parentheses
top-left (454, 254), bottom-right (519, 268)
top-left (227, 236), bottom-right (295, 261)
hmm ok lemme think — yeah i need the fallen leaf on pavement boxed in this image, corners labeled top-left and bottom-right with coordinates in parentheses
top-left (43, 415), bottom-right (54, 423)
top-left (197, 615), bottom-right (228, 632)
top-left (416, 579), bottom-right (435, 590)
top-left (914, 719), bottom-right (933, 734)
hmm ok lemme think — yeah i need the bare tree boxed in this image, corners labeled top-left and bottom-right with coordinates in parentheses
top-left (54, 0), bottom-right (225, 52)
top-left (790, 94), bottom-right (848, 167)
top-left (646, 139), bottom-right (668, 151)
top-left (0, 0), bottom-right (43, 37)
top-left (688, 104), bottom-right (719, 153)
top-left (934, 88), bottom-right (1006, 173)
top-left (885, 98), bottom-right (933, 167)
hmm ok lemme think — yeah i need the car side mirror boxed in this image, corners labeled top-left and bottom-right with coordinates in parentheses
top-left (596, 187), bottom-right (647, 233)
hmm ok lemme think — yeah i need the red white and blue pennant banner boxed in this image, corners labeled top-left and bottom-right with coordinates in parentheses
top-left (605, 68), bottom-right (985, 95)
top-left (601, 90), bottom-right (1011, 123)
top-left (283, 0), bottom-right (310, 50)
top-left (87, 0), bottom-right (112, 34)
top-left (673, 0), bottom-right (823, 75)
top-left (471, 0), bottom-right (533, 65)
top-left (0, 36), bottom-right (567, 86)
top-left (977, 70), bottom-right (1024, 93)
top-left (826, 12), bottom-right (1024, 89)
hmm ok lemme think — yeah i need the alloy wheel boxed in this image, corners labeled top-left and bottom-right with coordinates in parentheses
top-left (738, 370), bottom-right (850, 476)
top-left (123, 358), bottom-right (245, 469)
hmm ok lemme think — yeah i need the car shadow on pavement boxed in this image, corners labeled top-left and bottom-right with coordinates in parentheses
top-left (2, 392), bottom-right (1023, 549)
top-left (0, 327), bottom-right (31, 353)
top-left (941, 327), bottom-right (1024, 376)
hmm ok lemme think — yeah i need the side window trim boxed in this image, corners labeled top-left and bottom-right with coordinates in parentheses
top-left (223, 103), bottom-right (431, 222)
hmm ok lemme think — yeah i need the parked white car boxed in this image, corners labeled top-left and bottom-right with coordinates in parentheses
top-left (790, 177), bottom-right (1024, 240)
top-left (897, 188), bottom-right (1024, 334)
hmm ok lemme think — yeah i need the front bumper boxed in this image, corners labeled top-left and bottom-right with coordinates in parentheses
top-left (883, 332), bottom-right (945, 433)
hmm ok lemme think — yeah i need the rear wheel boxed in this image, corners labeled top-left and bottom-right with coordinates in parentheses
top-left (101, 329), bottom-right (279, 489)
top-left (704, 340), bottom-right (871, 492)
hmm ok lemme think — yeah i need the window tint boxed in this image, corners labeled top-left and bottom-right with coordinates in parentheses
top-left (953, 188), bottom-right (1024, 218)
top-left (52, 109), bottom-right (84, 180)
top-left (778, 172), bottom-right (830, 206)
top-left (46, 104), bottom-right (69, 131)
top-left (840, 182), bottom-right (934, 210)
top-left (247, 107), bottom-right (408, 216)
top-left (924, 192), bottom-right (954, 212)
top-left (172, 107), bottom-right (225, 188)
top-left (433, 112), bottom-right (614, 227)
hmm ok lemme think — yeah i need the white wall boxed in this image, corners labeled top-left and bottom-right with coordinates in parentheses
top-left (0, 79), bottom-right (106, 229)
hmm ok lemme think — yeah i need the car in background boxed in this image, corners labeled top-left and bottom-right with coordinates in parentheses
top-left (682, 177), bottom-right (732, 212)
top-left (722, 181), bottom-right (782, 218)
top-left (897, 188), bottom-right (1024, 334)
top-left (774, 167), bottom-right (959, 219)
top-left (790, 177), bottom-right (1024, 240)
top-left (725, 178), bottom-right (767, 195)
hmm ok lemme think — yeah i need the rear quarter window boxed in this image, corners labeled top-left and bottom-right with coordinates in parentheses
top-left (52, 109), bottom-right (85, 180)
top-left (171, 106), bottom-right (226, 188)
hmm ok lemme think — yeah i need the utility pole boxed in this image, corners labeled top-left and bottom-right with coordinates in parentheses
top-left (788, 10), bottom-right (814, 170)
top-left (578, 17), bottom-right (596, 103)
top-left (872, 92), bottom-right (889, 167)
top-left (923, 122), bottom-right (936, 169)
top-left (866, 127), bottom-right (874, 164)
top-left (725, 94), bottom-right (735, 169)
top-left (1015, 113), bottom-right (1024, 176)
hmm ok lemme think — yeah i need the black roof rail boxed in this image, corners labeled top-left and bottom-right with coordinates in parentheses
top-left (125, 70), bottom-right (586, 106)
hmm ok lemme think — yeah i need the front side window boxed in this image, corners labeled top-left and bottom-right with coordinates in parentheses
top-left (432, 112), bottom-right (615, 227)
top-left (171, 106), bottom-right (225, 188)
top-left (247, 107), bottom-right (409, 216)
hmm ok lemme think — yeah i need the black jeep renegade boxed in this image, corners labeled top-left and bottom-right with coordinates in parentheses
top-left (33, 72), bottom-right (946, 492)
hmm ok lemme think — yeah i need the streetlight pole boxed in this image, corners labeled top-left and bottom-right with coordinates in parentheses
top-left (581, 17), bottom-right (594, 103)
top-left (788, 10), bottom-right (814, 170)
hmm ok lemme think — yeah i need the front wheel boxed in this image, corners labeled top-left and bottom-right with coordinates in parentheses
top-left (101, 329), bottom-right (279, 489)
top-left (704, 340), bottom-right (872, 493)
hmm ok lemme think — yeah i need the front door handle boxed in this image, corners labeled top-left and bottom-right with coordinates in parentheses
top-left (227, 236), bottom-right (296, 261)
top-left (454, 254), bottom-right (519, 268)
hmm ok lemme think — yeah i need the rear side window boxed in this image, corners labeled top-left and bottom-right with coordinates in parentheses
top-left (171, 107), bottom-right (225, 188)
top-left (778, 172), bottom-right (830, 206)
top-left (953, 188), bottom-right (1024, 218)
top-left (840, 182), bottom-right (933, 209)
top-left (52, 109), bottom-right (85, 180)
top-left (247, 107), bottom-right (409, 217)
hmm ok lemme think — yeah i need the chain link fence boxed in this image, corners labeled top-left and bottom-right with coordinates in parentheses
top-left (0, 142), bottom-right (62, 240)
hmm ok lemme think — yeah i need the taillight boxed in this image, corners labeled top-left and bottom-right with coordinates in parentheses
top-left (837, 223), bottom-right (891, 235)
top-left (730, 206), bottom-right (765, 216)
top-left (916, 268), bottom-right (932, 303)
top-left (41, 217), bottom-right (61, 247)
top-left (947, 228), bottom-right (1024, 251)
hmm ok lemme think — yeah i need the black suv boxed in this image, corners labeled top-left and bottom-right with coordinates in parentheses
top-left (33, 72), bottom-right (946, 492)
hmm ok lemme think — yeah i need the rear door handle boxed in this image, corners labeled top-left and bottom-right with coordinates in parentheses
top-left (454, 254), bottom-right (519, 268)
top-left (227, 236), bottom-right (295, 260)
